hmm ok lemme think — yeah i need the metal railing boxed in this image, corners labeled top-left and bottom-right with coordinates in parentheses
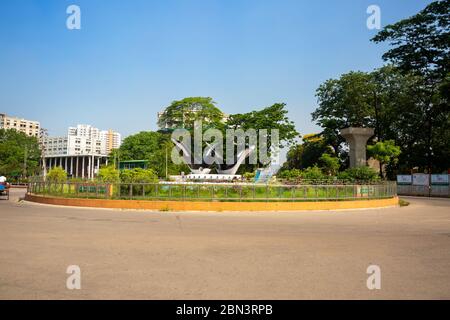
top-left (28, 181), bottom-right (397, 202)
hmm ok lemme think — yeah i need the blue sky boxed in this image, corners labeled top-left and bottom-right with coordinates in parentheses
top-left (0, 0), bottom-right (433, 138)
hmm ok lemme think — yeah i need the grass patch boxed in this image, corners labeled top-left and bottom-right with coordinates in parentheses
top-left (399, 198), bottom-right (410, 207)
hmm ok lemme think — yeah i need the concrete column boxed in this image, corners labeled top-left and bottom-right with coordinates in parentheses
top-left (82, 156), bottom-right (85, 179)
top-left (91, 155), bottom-right (95, 179)
top-left (76, 157), bottom-right (79, 178)
top-left (70, 157), bottom-right (73, 176)
top-left (340, 127), bottom-right (374, 168)
top-left (88, 156), bottom-right (91, 180)
top-left (44, 158), bottom-right (47, 173)
top-left (65, 157), bottom-right (68, 172)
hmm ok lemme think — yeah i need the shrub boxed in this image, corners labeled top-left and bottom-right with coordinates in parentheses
top-left (278, 168), bottom-right (302, 180)
top-left (300, 166), bottom-right (326, 180)
top-left (319, 153), bottom-right (340, 176)
top-left (97, 166), bottom-right (120, 183)
top-left (46, 167), bottom-right (67, 183)
top-left (337, 166), bottom-right (379, 182)
top-left (243, 172), bottom-right (256, 181)
top-left (120, 168), bottom-right (158, 183)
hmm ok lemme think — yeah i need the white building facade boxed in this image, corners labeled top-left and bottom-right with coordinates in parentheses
top-left (42, 124), bottom-right (121, 179)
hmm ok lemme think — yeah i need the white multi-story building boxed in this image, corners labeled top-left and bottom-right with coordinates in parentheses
top-left (99, 129), bottom-right (121, 154)
top-left (42, 124), bottom-right (121, 179)
top-left (67, 124), bottom-right (121, 154)
top-left (42, 136), bottom-right (68, 156)
top-left (0, 113), bottom-right (41, 137)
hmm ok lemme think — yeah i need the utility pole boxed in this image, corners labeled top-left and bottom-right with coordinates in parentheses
top-left (373, 90), bottom-right (383, 178)
top-left (165, 144), bottom-right (168, 180)
top-left (23, 146), bottom-right (28, 180)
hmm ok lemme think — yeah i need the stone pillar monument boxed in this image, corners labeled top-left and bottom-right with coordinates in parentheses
top-left (340, 127), bottom-right (374, 168)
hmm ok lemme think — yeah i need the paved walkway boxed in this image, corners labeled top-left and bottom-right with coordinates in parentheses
top-left (1, 189), bottom-right (449, 299)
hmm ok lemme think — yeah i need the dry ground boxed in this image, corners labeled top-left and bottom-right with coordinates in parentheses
top-left (1, 189), bottom-right (449, 299)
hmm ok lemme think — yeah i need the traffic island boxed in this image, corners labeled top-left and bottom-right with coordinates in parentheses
top-left (25, 193), bottom-right (399, 211)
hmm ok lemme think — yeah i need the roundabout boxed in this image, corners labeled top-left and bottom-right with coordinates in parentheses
top-left (25, 181), bottom-right (399, 211)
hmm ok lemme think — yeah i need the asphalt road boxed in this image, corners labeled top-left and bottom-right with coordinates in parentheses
top-left (1, 188), bottom-right (450, 299)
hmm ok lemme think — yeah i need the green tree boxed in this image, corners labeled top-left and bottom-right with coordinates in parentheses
top-left (0, 129), bottom-right (42, 180)
top-left (367, 140), bottom-right (401, 178)
top-left (312, 65), bottom-right (448, 172)
top-left (371, 0), bottom-right (450, 172)
top-left (158, 97), bottom-right (224, 129)
top-left (227, 103), bottom-right (299, 173)
top-left (227, 103), bottom-right (298, 149)
top-left (371, 0), bottom-right (449, 82)
top-left (312, 71), bottom-right (376, 165)
top-left (46, 167), bottom-right (67, 183)
top-left (282, 134), bottom-right (332, 171)
top-left (115, 131), bottom-right (189, 178)
top-left (97, 165), bottom-right (120, 183)
top-left (319, 153), bottom-right (340, 176)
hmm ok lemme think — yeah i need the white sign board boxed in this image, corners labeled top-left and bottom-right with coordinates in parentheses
top-left (431, 174), bottom-right (449, 185)
top-left (397, 175), bottom-right (412, 185)
top-left (413, 174), bottom-right (429, 186)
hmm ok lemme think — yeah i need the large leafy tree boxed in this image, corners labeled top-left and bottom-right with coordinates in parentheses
top-left (367, 140), bottom-right (402, 178)
top-left (312, 71), bottom-right (375, 161)
top-left (158, 97), bottom-right (224, 130)
top-left (226, 103), bottom-right (299, 172)
top-left (0, 129), bottom-right (42, 179)
top-left (227, 103), bottom-right (298, 149)
top-left (371, 0), bottom-right (449, 82)
top-left (281, 134), bottom-right (332, 171)
top-left (312, 64), bottom-right (449, 172)
top-left (112, 131), bottom-right (189, 178)
top-left (371, 0), bottom-right (450, 172)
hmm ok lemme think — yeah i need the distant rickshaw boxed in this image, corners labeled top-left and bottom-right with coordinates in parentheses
top-left (0, 176), bottom-right (10, 200)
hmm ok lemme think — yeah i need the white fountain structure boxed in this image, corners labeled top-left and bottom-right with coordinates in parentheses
top-left (171, 138), bottom-right (256, 181)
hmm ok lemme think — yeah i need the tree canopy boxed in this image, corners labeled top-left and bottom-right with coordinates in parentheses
top-left (371, 0), bottom-right (449, 82)
top-left (371, 0), bottom-right (450, 172)
top-left (0, 129), bottom-right (42, 179)
top-left (113, 131), bottom-right (189, 178)
top-left (158, 97), bottom-right (224, 130)
top-left (226, 103), bottom-right (299, 172)
top-left (227, 103), bottom-right (298, 149)
top-left (312, 64), bottom-right (449, 173)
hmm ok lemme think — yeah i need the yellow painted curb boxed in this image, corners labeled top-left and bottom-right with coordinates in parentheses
top-left (25, 194), bottom-right (399, 211)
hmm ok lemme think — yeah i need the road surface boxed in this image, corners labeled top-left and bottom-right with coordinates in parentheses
top-left (1, 188), bottom-right (450, 299)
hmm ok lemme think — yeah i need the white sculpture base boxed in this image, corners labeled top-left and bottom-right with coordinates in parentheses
top-left (169, 174), bottom-right (242, 182)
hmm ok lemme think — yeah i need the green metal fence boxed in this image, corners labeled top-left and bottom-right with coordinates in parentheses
top-left (28, 181), bottom-right (397, 202)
